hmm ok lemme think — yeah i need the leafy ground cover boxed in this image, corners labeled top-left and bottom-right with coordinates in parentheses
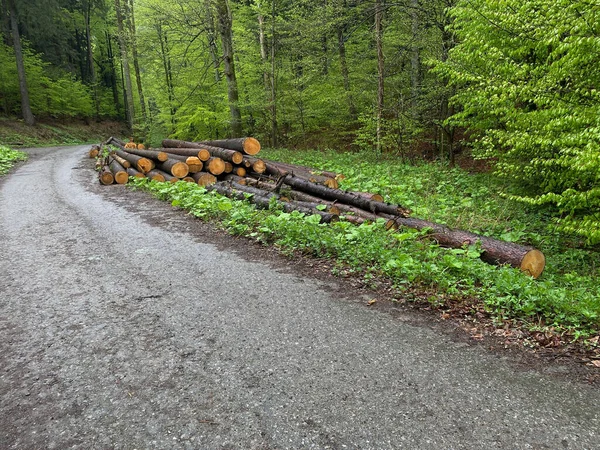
top-left (0, 145), bottom-right (27, 175)
top-left (129, 148), bottom-right (600, 340)
top-left (0, 117), bottom-right (128, 148)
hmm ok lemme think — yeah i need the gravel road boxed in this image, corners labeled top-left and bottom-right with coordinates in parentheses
top-left (1, 145), bottom-right (599, 449)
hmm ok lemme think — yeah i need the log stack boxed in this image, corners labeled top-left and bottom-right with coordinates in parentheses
top-left (88, 137), bottom-right (546, 278)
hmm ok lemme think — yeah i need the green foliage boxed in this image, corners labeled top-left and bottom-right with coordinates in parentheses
top-left (438, 0), bottom-right (600, 243)
top-left (0, 42), bottom-right (100, 118)
top-left (0, 145), bottom-right (27, 175)
top-left (130, 149), bottom-right (600, 336)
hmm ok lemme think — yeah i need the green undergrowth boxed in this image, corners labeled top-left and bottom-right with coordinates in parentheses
top-left (129, 149), bottom-right (600, 338)
top-left (0, 145), bottom-right (27, 175)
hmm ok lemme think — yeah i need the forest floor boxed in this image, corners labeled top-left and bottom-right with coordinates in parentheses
top-left (0, 117), bottom-right (128, 148)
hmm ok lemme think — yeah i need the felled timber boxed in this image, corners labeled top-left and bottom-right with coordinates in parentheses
top-left (153, 169), bottom-right (179, 183)
top-left (242, 156), bottom-right (266, 174)
top-left (262, 159), bottom-right (342, 180)
top-left (99, 166), bottom-right (114, 185)
top-left (384, 216), bottom-right (546, 278)
top-left (223, 162), bottom-right (233, 173)
top-left (108, 158), bottom-right (128, 184)
top-left (165, 154), bottom-right (203, 173)
top-left (111, 153), bottom-right (131, 169)
top-left (127, 167), bottom-right (145, 178)
top-left (156, 159), bottom-right (189, 178)
top-left (123, 148), bottom-right (169, 162)
top-left (282, 174), bottom-right (408, 217)
top-left (192, 172), bottom-right (217, 186)
top-left (146, 170), bottom-right (166, 182)
top-left (162, 146), bottom-right (210, 161)
top-left (89, 144), bottom-right (101, 158)
top-left (265, 160), bottom-right (338, 188)
top-left (204, 157), bottom-right (226, 176)
top-left (115, 149), bottom-right (154, 173)
top-left (207, 183), bottom-right (337, 223)
top-left (197, 137), bottom-right (261, 155)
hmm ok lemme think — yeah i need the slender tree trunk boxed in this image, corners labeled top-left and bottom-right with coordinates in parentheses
top-left (270, 0), bottom-right (277, 146)
top-left (410, 0), bottom-right (421, 117)
top-left (375, 0), bottom-right (384, 155)
top-left (337, 3), bottom-right (356, 120)
top-left (126, 0), bottom-right (148, 132)
top-left (114, 0), bottom-right (134, 130)
top-left (216, 0), bottom-right (243, 137)
top-left (257, 2), bottom-right (277, 146)
top-left (205, 0), bottom-right (221, 82)
top-left (7, 0), bottom-right (34, 126)
top-left (84, 1), bottom-right (100, 117)
top-left (156, 22), bottom-right (176, 131)
top-left (106, 29), bottom-right (122, 118)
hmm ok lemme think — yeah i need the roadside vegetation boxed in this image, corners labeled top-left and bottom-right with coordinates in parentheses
top-left (0, 145), bottom-right (27, 175)
top-left (129, 147), bottom-right (600, 340)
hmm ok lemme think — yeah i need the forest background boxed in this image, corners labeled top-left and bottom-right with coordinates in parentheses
top-left (1, 0), bottom-right (598, 246)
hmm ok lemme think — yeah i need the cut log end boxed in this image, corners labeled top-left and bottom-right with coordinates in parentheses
top-left (99, 168), bottom-right (114, 185)
top-left (243, 137), bottom-right (261, 155)
top-left (520, 249), bottom-right (546, 279)
top-left (114, 171), bottom-right (129, 184)
top-left (137, 158), bottom-right (154, 174)
top-left (170, 162), bottom-right (189, 178)
top-left (198, 149), bottom-right (211, 161)
top-left (193, 172), bottom-right (217, 186)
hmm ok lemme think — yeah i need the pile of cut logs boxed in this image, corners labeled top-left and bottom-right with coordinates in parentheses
top-left (89, 137), bottom-right (546, 278)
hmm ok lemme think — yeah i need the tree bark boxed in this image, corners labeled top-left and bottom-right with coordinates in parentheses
top-left (155, 21), bottom-right (176, 130)
top-left (204, 0), bottom-right (221, 82)
top-left (337, 18), bottom-right (356, 120)
top-left (196, 137), bottom-right (261, 155)
top-left (8, 0), bottom-right (34, 126)
top-left (192, 171), bottom-right (217, 186)
top-left (216, 0), bottom-right (243, 136)
top-left (114, 0), bottom-right (134, 130)
top-left (385, 216), bottom-right (546, 278)
top-left (99, 165), bottom-right (115, 185)
top-left (375, 0), bottom-right (384, 154)
top-left (108, 157), bottom-right (129, 184)
top-left (126, 0), bottom-right (148, 132)
top-left (114, 149), bottom-right (154, 173)
top-left (410, 0), bottom-right (421, 116)
top-left (281, 173), bottom-right (408, 216)
top-left (84, 0), bottom-right (100, 118)
top-left (122, 148), bottom-right (168, 162)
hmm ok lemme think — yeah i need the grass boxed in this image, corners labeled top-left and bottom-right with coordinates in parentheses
top-left (128, 148), bottom-right (600, 339)
top-left (0, 145), bottom-right (27, 175)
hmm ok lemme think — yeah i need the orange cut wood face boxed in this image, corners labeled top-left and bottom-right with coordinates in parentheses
top-left (137, 143), bottom-right (146, 150)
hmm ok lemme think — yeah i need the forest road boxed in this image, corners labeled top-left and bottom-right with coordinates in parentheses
top-left (1, 145), bottom-right (599, 450)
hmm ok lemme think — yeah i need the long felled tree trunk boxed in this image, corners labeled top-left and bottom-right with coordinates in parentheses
top-left (8, 0), bottom-right (34, 126)
top-left (216, 0), bottom-right (243, 137)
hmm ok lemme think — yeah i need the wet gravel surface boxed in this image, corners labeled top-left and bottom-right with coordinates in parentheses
top-left (1, 145), bottom-right (599, 449)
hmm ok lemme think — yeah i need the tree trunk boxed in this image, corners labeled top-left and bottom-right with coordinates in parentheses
top-left (192, 171), bottom-right (217, 186)
top-left (375, 0), bottom-right (384, 155)
top-left (410, 0), bottom-right (421, 117)
top-left (281, 173), bottom-right (408, 216)
top-left (122, 148), bottom-right (168, 162)
top-left (386, 216), bottom-right (545, 278)
top-left (108, 157), bottom-right (129, 184)
top-left (156, 21), bottom-right (176, 130)
top-left (126, 0), bottom-right (148, 132)
top-left (114, 149), bottom-right (154, 173)
top-left (84, 1), bottom-right (100, 118)
top-left (196, 137), bottom-right (261, 155)
top-left (99, 165), bottom-right (115, 185)
top-left (106, 30), bottom-right (122, 118)
top-left (216, 0), bottom-right (243, 137)
top-left (337, 21), bottom-right (356, 120)
top-left (270, 0), bottom-right (277, 147)
top-left (156, 159), bottom-right (189, 178)
top-left (8, 0), bottom-right (34, 126)
top-left (114, 0), bottom-right (134, 130)
top-left (205, 0), bottom-right (221, 82)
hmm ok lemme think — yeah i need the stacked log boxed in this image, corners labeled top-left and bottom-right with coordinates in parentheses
top-left (89, 138), bottom-right (546, 278)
